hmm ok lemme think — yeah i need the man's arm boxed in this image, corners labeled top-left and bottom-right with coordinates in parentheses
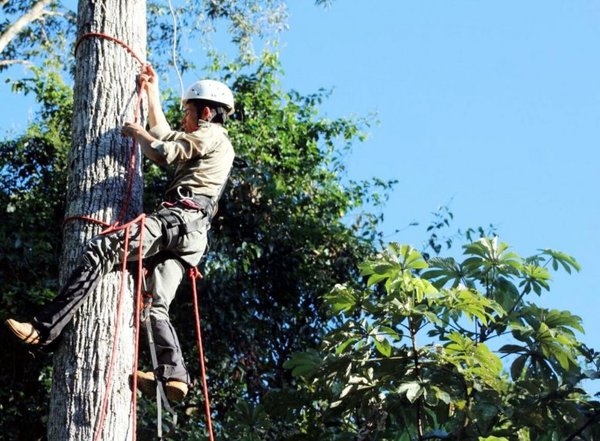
top-left (121, 65), bottom-right (171, 166)
top-left (121, 122), bottom-right (167, 166)
top-left (141, 64), bottom-right (169, 130)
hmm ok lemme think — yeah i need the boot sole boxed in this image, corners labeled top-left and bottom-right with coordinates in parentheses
top-left (132, 374), bottom-right (188, 402)
top-left (5, 319), bottom-right (40, 345)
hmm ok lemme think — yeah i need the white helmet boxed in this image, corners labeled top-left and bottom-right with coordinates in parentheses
top-left (183, 79), bottom-right (235, 115)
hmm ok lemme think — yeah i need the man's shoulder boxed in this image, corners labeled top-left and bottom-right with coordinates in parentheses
top-left (191, 121), bottom-right (231, 146)
top-left (194, 120), bottom-right (228, 134)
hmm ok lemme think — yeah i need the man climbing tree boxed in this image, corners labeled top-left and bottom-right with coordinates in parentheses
top-left (6, 63), bottom-right (235, 394)
top-left (5, 4), bottom-right (235, 440)
top-left (121, 65), bottom-right (235, 402)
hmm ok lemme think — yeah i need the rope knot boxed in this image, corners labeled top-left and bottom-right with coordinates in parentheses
top-left (188, 267), bottom-right (203, 280)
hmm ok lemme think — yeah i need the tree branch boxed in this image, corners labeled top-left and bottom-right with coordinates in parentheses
top-left (0, 59), bottom-right (34, 67)
top-left (0, 0), bottom-right (54, 56)
top-left (564, 409), bottom-right (600, 441)
top-left (410, 319), bottom-right (425, 441)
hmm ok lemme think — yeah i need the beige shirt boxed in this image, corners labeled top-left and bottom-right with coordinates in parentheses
top-left (148, 120), bottom-right (235, 198)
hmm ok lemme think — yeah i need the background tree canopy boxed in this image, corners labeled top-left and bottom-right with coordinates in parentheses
top-left (1, 1), bottom-right (599, 440)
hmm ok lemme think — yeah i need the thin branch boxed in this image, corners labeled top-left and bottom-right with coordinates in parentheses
top-left (564, 409), bottom-right (600, 441)
top-left (363, 356), bottom-right (411, 363)
top-left (0, 59), bottom-right (34, 67)
top-left (0, 0), bottom-right (54, 56)
top-left (40, 10), bottom-right (67, 18)
top-left (410, 319), bottom-right (425, 441)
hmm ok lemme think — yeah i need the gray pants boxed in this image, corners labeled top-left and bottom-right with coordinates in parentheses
top-left (33, 204), bottom-right (210, 384)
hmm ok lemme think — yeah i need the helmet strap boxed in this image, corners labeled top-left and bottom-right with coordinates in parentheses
top-left (192, 101), bottom-right (227, 125)
top-left (199, 106), bottom-right (215, 123)
top-left (202, 107), bottom-right (227, 125)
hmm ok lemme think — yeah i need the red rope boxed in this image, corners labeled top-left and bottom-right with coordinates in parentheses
top-left (75, 32), bottom-right (145, 65)
top-left (131, 216), bottom-right (146, 439)
top-left (65, 31), bottom-right (147, 231)
top-left (87, 214), bottom-right (146, 441)
top-left (189, 267), bottom-right (215, 441)
top-left (91, 217), bottom-right (125, 441)
top-left (71, 31), bottom-right (148, 441)
top-left (116, 78), bottom-right (146, 225)
top-left (62, 215), bottom-right (110, 228)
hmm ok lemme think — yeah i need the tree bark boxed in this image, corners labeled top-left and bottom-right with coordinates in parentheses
top-left (47, 1), bottom-right (146, 440)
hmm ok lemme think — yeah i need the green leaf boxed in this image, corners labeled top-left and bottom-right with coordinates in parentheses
top-left (283, 350), bottom-right (322, 377)
top-left (390, 243), bottom-right (428, 270)
top-left (540, 249), bottom-right (581, 273)
top-left (431, 385), bottom-right (452, 404)
top-left (510, 354), bottom-right (528, 380)
top-left (339, 384), bottom-right (354, 399)
top-left (398, 382), bottom-right (423, 403)
top-left (379, 326), bottom-right (401, 341)
top-left (373, 336), bottom-right (392, 357)
top-left (463, 237), bottom-right (523, 274)
top-left (499, 344), bottom-right (526, 354)
top-left (324, 284), bottom-right (359, 314)
top-left (336, 337), bottom-right (359, 355)
top-left (373, 263), bottom-right (398, 274)
top-left (553, 348), bottom-right (570, 370)
top-left (544, 309), bottom-right (584, 333)
top-left (367, 272), bottom-right (391, 287)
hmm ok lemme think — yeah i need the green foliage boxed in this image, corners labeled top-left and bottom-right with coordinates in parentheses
top-left (277, 239), bottom-right (600, 440)
top-left (148, 0), bottom-right (332, 66)
top-left (0, 64), bottom-right (71, 441)
top-left (1, 0), bottom-right (304, 77)
top-left (163, 52), bottom-right (393, 439)
top-left (2, 4), bottom-right (599, 441)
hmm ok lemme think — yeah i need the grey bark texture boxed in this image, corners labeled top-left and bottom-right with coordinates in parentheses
top-left (48, 1), bottom-right (147, 440)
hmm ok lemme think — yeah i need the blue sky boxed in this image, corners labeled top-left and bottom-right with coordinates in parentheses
top-left (1, 1), bottom-right (598, 387)
top-left (278, 2), bottom-right (600, 357)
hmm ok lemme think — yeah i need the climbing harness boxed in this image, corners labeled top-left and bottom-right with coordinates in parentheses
top-left (68, 32), bottom-right (216, 441)
top-left (157, 188), bottom-right (216, 249)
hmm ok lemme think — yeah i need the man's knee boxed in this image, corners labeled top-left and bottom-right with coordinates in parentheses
top-left (83, 234), bottom-right (121, 272)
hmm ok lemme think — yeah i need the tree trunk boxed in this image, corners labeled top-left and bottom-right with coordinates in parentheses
top-left (47, 1), bottom-right (146, 440)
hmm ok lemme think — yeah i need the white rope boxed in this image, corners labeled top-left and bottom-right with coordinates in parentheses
top-left (167, 0), bottom-right (185, 108)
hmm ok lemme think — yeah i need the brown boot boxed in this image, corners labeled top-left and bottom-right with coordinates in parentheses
top-left (5, 319), bottom-right (40, 345)
top-left (134, 371), bottom-right (189, 402)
